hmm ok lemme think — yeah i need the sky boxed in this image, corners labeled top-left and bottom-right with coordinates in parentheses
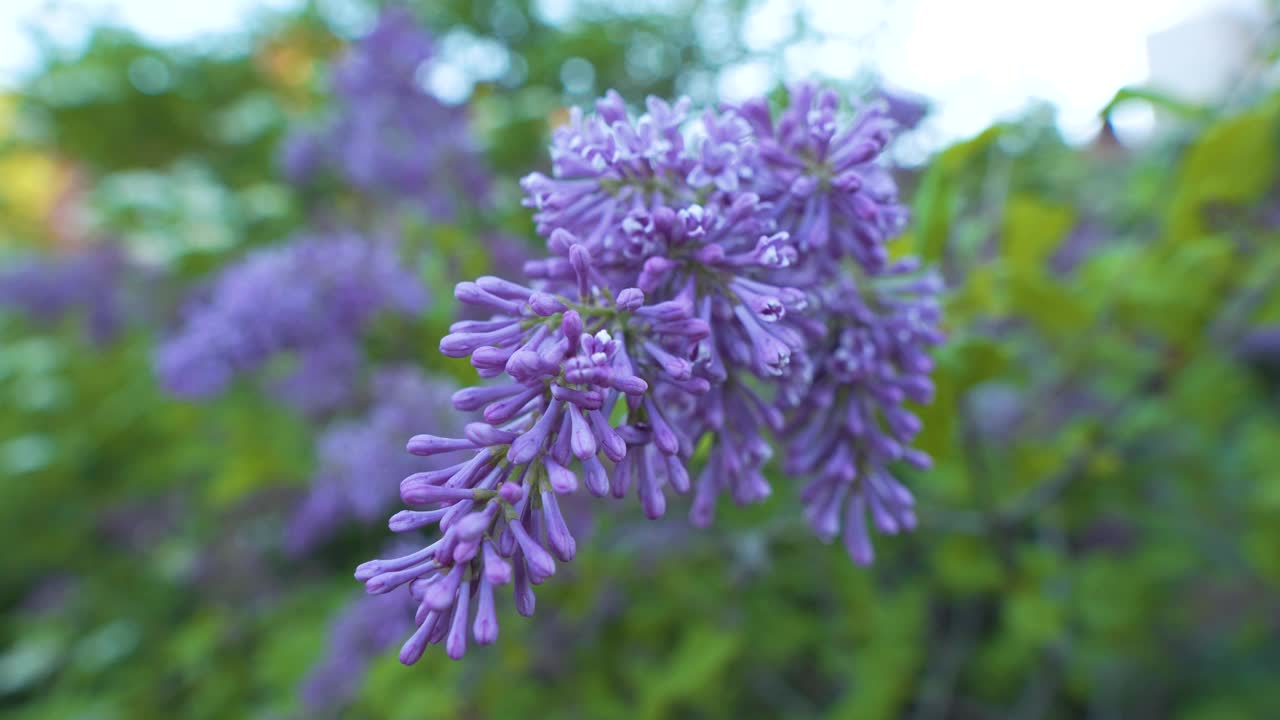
top-left (716, 0), bottom-right (1266, 147)
top-left (0, 0), bottom-right (1266, 150)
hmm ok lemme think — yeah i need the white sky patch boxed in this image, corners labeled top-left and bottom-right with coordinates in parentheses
top-left (717, 59), bottom-right (774, 103)
top-left (0, 0), bottom-right (301, 89)
top-left (742, 0), bottom-right (797, 53)
top-left (0, 0), bottom-right (1266, 150)
top-left (781, 0), bottom-right (1264, 145)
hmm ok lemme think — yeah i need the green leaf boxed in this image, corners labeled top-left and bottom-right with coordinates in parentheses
top-left (910, 162), bottom-right (956, 264)
top-left (1100, 86), bottom-right (1212, 123)
top-left (1006, 272), bottom-right (1091, 343)
top-left (1002, 194), bottom-right (1075, 278)
top-left (639, 626), bottom-right (741, 720)
top-left (946, 264), bottom-right (1007, 321)
top-left (913, 126), bottom-right (1005, 262)
top-left (931, 536), bottom-right (1004, 594)
top-left (1168, 101), bottom-right (1280, 241)
top-left (1005, 588), bottom-right (1065, 647)
top-left (942, 336), bottom-right (1013, 389)
top-left (827, 587), bottom-right (927, 720)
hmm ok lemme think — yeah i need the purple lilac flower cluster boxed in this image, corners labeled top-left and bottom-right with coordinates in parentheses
top-left (357, 84), bottom-right (944, 662)
top-left (280, 8), bottom-right (490, 217)
top-left (0, 244), bottom-right (129, 344)
top-left (155, 232), bottom-right (425, 413)
top-left (785, 265), bottom-right (943, 564)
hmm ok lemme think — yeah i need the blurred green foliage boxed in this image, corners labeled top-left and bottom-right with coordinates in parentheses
top-left (3, 2), bottom-right (1280, 719)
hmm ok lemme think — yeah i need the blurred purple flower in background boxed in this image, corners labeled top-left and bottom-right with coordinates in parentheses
top-left (301, 571), bottom-right (416, 711)
top-left (269, 341), bottom-right (365, 417)
top-left (1051, 220), bottom-right (1108, 275)
top-left (0, 243), bottom-right (130, 343)
top-left (1238, 324), bottom-right (1280, 384)
top-left (1239, 325), bottom-right (1280, 362)
top-left (18, 573), bottom-right (80, 615)
top-left (278, 130), bottom-right (325, 186)
top-left (287, 367), bottom-right (460, 554)
top-left (281, 8), bottom-right (491, 217)
top-left (155, 232), bottom-right (426, 412)
top-left (874, 84), bottom-right (932, 131)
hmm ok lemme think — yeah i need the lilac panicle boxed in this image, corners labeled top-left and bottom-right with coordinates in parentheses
top-left (357, 236), bottom-right (711, 662)
top-left (785, 262), bottom-right (944, 564)
top-left (0, 243), bottom-right (130, 344)
top-left (155, 232), bottom-right (425, 413)
top-left (689, 378), bottom-right (779, 527)
top-left (330, 7), bottom-right (434, 97)
top-left (357, 83), bottom-right (942, 663)
top-left (282, 8), bottom-right (490, 215)
top-left (736, 83), bottom-right (908, 271)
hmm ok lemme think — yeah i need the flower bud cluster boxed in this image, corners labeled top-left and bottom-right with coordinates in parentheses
top-left (359, 84), bottom-right (944, 661)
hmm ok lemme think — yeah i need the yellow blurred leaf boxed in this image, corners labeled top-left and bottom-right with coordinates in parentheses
top-left (0, 150), bottom-right (71, 239)
top-left (1167, 100), bottom-right (1280, 242)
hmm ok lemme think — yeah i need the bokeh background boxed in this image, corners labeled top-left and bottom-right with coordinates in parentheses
top-left (3, 1), bottom-right (1280, 718)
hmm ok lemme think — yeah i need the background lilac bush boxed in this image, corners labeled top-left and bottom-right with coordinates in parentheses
top-left (3, 2), bottom-right (1280, 718)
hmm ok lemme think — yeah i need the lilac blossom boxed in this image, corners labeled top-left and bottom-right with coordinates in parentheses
top-left (784, 260), bottom-right (944, 564)
top-left (735, 83), bottom-right (909, 271)
top-left (356, 239), bottom-right (712, 662)
top-left (355, 84), bottom-right (942, 663)
top-left (456, 233), bottom-right (533, 322)
top-left (874, 84), bottom-right (931, 131)
top-left (268, 342), bottom-right (364, 417)
top-left (1239, 325), bottom-right (1280, 364)
top-left (278, 130), bottom-right (325, 186)
top-left (0, 243), bottom-right (129, 343)
top-left (282, 8), bottom-right (490, 216)
top-left (520, 92), bottom-right (699, 252)
top-left (155, 232), bottom-right (425, 412)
